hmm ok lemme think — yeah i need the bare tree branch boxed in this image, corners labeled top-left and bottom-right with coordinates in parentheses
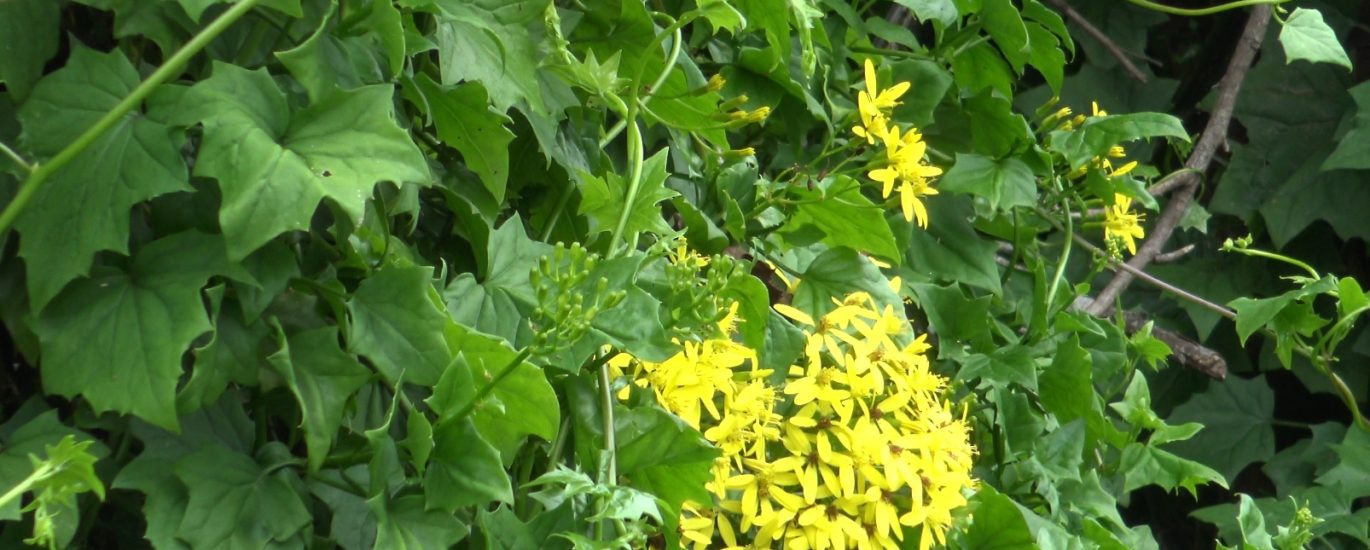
top-left (1048, 0), bottom-right (1150, 83)
top-left (1087, 6), bottom-right (1271, 316)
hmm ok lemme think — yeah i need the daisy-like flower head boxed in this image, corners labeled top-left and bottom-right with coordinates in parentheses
top-left (1104, 193), bottom-right (1146, 256)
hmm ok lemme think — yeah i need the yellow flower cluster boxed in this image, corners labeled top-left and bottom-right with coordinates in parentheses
top-left (612, 292), bottom-right (976, 550)
top-left (1051, 101), bottom-right (1148, 256)
top-left (852, 60), bottom-right (943, 229)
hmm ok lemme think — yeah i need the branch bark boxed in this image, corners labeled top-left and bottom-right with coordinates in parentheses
top-left (1086, 5), bottom-right (1271, 316)
top-left (1048, 0), bottom-right (1150, 83)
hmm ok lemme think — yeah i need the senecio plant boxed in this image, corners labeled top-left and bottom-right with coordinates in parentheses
top-left (1, 0), bottom-right (1368, 549)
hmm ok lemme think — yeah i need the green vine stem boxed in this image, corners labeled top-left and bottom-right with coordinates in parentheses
top-left (1046, 183), bottom-right (1073, 310)
top-left (1126, 0), bottom-right (1289, 17)
top-left (0, 0), bottom-right (263, 235)
top-left (1222, 241), bottom-right (1322, 280)
top-left (450, 348), bottom-right (533, 424)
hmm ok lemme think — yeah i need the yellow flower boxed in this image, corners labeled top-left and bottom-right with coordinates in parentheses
top-left (868, 126), bottom-right (942, 227)
top-left (1104, 193), bottom-right (1146, 255)
top-left (853, 59), bottom-right (909, 145)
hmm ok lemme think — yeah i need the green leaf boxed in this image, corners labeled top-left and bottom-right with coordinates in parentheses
top-left (348, 264), bottom-right (453, 386)
top-left (982, 0), bottom-right (1029, 73)
top-left (178, 290), bottom-right (267, 415)
top-left (34, 232), bottom-right (249, 431)
top-left (698, 0), bottom-right (746, 33)
top-left (179, 62), bottom-right (428, 259)
top-left (173, 447), bottom-right (312, 548)
top-left (613, 405), bottom-right (718, 516)
top-left (578, 149), bottom-right (679, 239)
top-left (441, 324), bottom-right (559, 461)
top-left (1336, 276), bottom-right (1369, 319)
top-left (404, 74), bottom-right (514, 202)
top-left (889, 60), bottom-right (954, 128)
top-left (790, 247), bottom-right (903, 320)
top-left (1279, 8), bottom-right (1352, 71)
top-left (897, 0), bottom-right (958, 27)
top-left (909, 282), bottom-right (994, 354)
top-left (1049, 113), bottom-right (1190, 169)
top-left (114, 392), bottom-right (253, 548)
top-left (963, 485), bottom-right (1036, 549)
top-left (1038, 337), bottom-right (1095, 424)
top-left (951, 41), bottom-right (1012, 96)
top-left (965, 91), bottom-right (1034, 158)
top-left (958, 345), bottom-right (1037, 390)
top-left (1233, 494), bottom-right (1277, 550)
top-left (275, 3), bottom-right (397, 102)
top-left (939, 153), bottom-right (1037, 212)
top-left (0, 0), bottom-right (60, 101)
top-left (369, 494), bottom-right (470, 549)
top-left (1323, 82), bottom-right (1370, 170)
top-left (1025, 22), bottom-right (1065, 93)
top-left (432, 0), bottom-right (549, 113)
top-left (1315, 425), bottom-right (1370, 496)
top-left (425, 418), bottom-right (513, 513)
top-left (16, 46), bottom-right (190, 312)
top-left (1120, 442), bottom-right (1227, 497)
top-left (1228, 276), bottom-right (1335, 345)
top-left (903, 195), bottom-right (1003, 294)
top-left (1165, 376), bottom-right (1275, 482)
top-left (781, 178), bottom-right (900, 261)
top-left (268, 325), bottom-right (372, 472)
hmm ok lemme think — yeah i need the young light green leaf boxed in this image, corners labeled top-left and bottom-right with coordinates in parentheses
top-left (34, 232), bottom-right (250, 431)
top-left (268, 325), bottom-right (372, 472)
top-left (578, 149), bottom-right (679, 239)
top-left (1120, 442), bottom-right (1228, 497)
top-left (348, 264), bottom-right (453, 386)
top-left (16, 46), bottom-right (190, 312)
top-left (179, 62), bottom-right (428, 260)
top-left (1279, 8), bottom-right (1352, 71)
top-left (441, 325), bottom-right (559, 462)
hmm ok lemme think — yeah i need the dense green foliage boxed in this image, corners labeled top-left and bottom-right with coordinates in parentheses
top-left (0, 0), bottom-right (1368, 548)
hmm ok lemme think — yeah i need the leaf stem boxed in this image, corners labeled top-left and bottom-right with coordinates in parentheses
top-left (0, 0), bottom-right (263, 236)
top-left (0, 141), bottom-right (32, 173)
top-left (451, 348), bottom-right (534, 423)
top-left (1047, 183), bottom-right (1073, 310)
top-left (598, 361), bottom-right (618, 485)
top-left (1125, 0), bottom-right (1288, 17)
top-left (0, 464), bottom-right (50, 511)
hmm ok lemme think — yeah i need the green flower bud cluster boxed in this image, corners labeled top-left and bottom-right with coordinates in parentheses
top-left (529, 242), bottom-right (626, 355)
top-left (662, 242), bottom-right (741, 338)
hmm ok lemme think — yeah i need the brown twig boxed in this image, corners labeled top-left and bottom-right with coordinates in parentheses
top-left (1048, 0), bottom-right (1150, 83)
top-left (1072, 296), bottom-right (1228, 379)
top-left (1154, 244), bottom-right (1196, 263)
top-left (1086, 6), bottom-right (1271, 316)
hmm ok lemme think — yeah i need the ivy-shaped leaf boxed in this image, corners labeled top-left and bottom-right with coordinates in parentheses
top-left (1120, 442), bottom-right (1228, 497)
top-left (173, 447), bottom-right (312, 548)
top-left (781, 177), bottom-right (901, 262)
top-left (16, 45), bottom-right (190, 312)
top-left (348, 264), bottom-right (453, 387)
top-left (430, 0), bottom-right (549, 113)
top-left (424, 418), bottom-right (513, 513)
top-left (34, 232), bottom-right (251, 431)
top-left (1165, 375), bottom-right (1275, 482)
top-left (404, 75), bottom-right (514, 202)
top-left (178, 62), bottom-right (428, 260)
top-left (1279, 8), bottom-right (1352, 71)
top-left (268, 325), bottom-right (372, 472)
top-left (578, 149), bottom-right (679, 239)
top-left (369, 494), bottom-right (470, 549)
top-left (938, 153), bottom-right (1037, 212)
